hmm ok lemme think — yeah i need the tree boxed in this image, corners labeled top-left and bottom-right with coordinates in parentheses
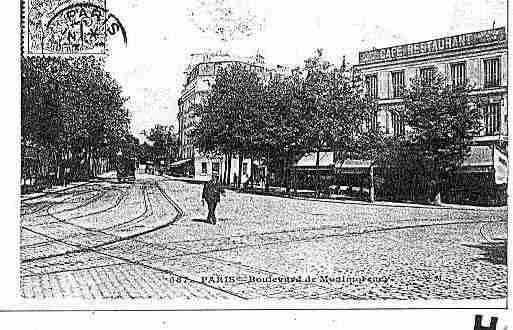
top-left (402, 69), bottom-right (482, 204)
top-left (260, 69), bottom-right (311, 191)
top-left (191, 63), bottom-right (265, 188)
top-left (21, 56), bottom-right (130, 183)
top-left (143, 124), bottom-right (179, 164)
top-left (300, 50), bottom-right (374, 195)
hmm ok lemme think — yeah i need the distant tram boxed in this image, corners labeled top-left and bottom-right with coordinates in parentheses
top-left (115, 156), bottom-right (136, 183)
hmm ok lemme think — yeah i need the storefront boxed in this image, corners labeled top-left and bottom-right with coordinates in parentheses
top-left (444, 145), bottom-right (508, 206)
top-left (293, 152), bottom-right (335, 190)
top-left (168, 158), bottom-right (193, 177)
top-left (353, 27), bottom-right (508, 205)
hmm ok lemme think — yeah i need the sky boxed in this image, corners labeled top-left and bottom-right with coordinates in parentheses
top-left (103, 0), bottom-right (506, 142)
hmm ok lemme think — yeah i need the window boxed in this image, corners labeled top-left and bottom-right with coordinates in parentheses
top-left (419, 67), bottom-right (435, 84)
top-left (385, 112), bottom-right (391, 134)
top-left (212, 162), bottom-right (220, 174)
top-left (484, 58), bottom-right (501, 88)
top-left (365, 111), bottom-right (378, 131)
top-left (484, 103), bottom-right (501, 135)
top-left (201, 162), bottom-right (207, 174)
top-left (365, 74), bottom-right (378, 99)
top-left (391, 71), bottom-right (405, 98)
top-left (392, 112), bottom-right (405, 136)
top-left (376, 111), bottom-right (391, 134)
top-left (242, 163), bottom-right (248, 176)
top-left (451, 62), bottom-right (466, 86)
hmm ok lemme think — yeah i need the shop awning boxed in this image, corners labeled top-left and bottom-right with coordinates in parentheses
top-left (457, 146), bottom-right (494, 174)
top-left (169, 158), bottom-right (192, 168)
top-left (494, 147), bottom-right (508, 184)
top-left (294, 152), bottom-right (334, 170)
top-left (453, 145), bottom-right (507, 184)
top-left (335, 159), bottom-right (374, 174)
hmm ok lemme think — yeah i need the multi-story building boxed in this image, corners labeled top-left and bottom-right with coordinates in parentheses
top-left (351, 27), bottom-right (508, 204)
top-left (175, 52), bottom-right (274, 181)
top-left (355, 26), bottom-right (507, 140)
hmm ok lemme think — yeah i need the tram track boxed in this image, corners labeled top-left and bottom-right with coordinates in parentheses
top-left (20, 185), bottom-right (131, 248)
top-left (20, 180), bottom-right (183, 262)
top-left (22, 189), bottom-right (506, 265)
top-left (37, 185), bottom-right (130, 225)
top-left (21, 182), bottom-right (129, 220)
top-left (20, 185), bottom-right (102, 217)
top-left (105, 218), bottom-right (506, 266)
top-left (21, 206), bottom-right (504, 300)
top-left (21, 177), bottom-right (507, 300)
top-left (27, 188), bottom-right (108, 223)
top-left (21, 186), bottom-right (150, 261)
top-left (20, 179), bottom-right (249, 299)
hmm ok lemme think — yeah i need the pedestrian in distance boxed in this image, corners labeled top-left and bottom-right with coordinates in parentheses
top-left (202, 175), bottom-right (225, 225)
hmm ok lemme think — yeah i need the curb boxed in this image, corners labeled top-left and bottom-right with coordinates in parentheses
top-left (163, 176), bottom-right (506, 212)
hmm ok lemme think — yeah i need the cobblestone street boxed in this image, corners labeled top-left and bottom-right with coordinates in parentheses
top-left (20, 175), bottom-right (508, 301)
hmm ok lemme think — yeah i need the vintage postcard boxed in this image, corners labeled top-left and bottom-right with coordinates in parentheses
top-left (16, 0), bottom-right (508, 314)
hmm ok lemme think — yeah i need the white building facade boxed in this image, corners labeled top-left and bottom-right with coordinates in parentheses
top-left (355, 27), bottom-right (508, 142)
top-left (176, 52), bottom-right (272, 182)
top-left (353, 27), bottom-right (508, 205)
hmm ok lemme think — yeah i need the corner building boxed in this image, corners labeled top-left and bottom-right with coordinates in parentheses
top-left (354, 27), bottom-right (508, 205)
top-left (176, 52), bottom-right (275, 182)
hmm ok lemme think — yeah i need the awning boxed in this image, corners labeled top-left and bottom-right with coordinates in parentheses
top-left (494, 146), bottom-right (508, 184)
top-left (448, 145), bottom-right (507, 184)
top-left (294, 152), bottom-right (334, 170)
top-left (457, 145), bottom-right (494, 174)
top-left (169, 159), bottom-right (192, 168)
top-left (335, 159), bottom-right (373, 174)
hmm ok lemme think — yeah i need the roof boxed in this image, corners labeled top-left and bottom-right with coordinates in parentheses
top-left (294, 152), bottom-right (334, 168)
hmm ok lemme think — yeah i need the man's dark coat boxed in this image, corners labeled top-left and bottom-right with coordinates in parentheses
top-left (202, 180), bottom-right (224, 203)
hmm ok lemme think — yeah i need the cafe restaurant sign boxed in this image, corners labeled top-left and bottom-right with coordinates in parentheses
top-left (359, 27), bottom-right (506, 65)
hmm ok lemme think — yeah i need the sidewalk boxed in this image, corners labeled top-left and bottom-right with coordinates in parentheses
top-left (162, 175), bottom-right (210, 184)
top-left (164, 175), bottom-right (507, 212)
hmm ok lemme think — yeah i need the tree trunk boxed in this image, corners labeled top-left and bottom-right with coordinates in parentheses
top-left (285, 154), bottom-right (292, 194)
top-left (433, 191), bottom-right (442, 205)
top-left (237, 153), bottom-right (243, 189)
top-left (369, 164), bottom-right (375, 203)
top-left (250, 157), bottom-right (254, 189)
top-left (222, 155), bottom-right (227, 185)
top-left (226, 153), bottom-right (232, 186)
top-left (314, 149), bottom-right (321, 197)
top-left (265, 151), bottom-right (270, 193)
top-left (281, 157), bottom-right (286, 189)
top-left (431, 174), bottom-right (442, 206)
top-left (293, 164), bottom-right (297, 195)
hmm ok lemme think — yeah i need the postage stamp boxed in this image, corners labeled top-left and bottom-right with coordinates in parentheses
top-left (16, 0), bottom-right (509, 316)
top-left (23, 0), bottom-right (126, 55)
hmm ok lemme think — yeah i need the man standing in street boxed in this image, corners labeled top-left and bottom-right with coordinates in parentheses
top-left (202, 175), bottom-right (225, 225)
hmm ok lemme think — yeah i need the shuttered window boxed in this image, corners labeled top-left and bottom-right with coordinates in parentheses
top-left (365, 111), bottom-right (378, 131)
top-left (484, 58), bottom-right (501, 88)
top-left (365, 74), bottom-right (378, 99)
top-left (392, 112), bottom-right (405, 136)
top-left (451, 62), bottom-right (466, 86)
top-left (419, 67), bottom-right (434, 84)
top-left (391, 71), bottom-right (405, 98)
top-left (484, 103), bottom-right (501, 135)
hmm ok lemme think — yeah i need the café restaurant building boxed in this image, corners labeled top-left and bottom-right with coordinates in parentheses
top-left (346, 27), bottom-right (508, 205)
